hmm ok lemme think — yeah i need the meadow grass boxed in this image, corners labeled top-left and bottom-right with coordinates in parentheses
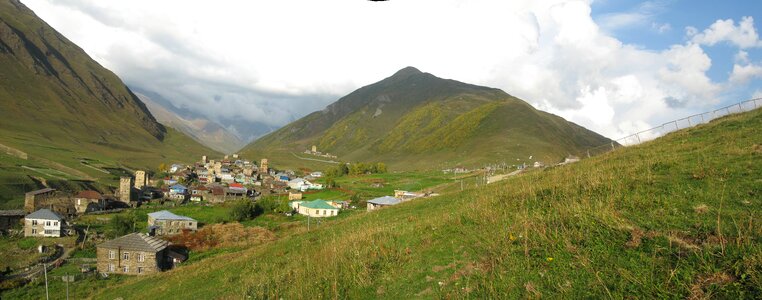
top-left (6, 109), bottom-right (762, 299)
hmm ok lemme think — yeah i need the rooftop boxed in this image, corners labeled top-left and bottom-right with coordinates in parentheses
top-left (147, 210), bottom-right (196, 221)
top-left (26, 208), bottom-right (63, 220)
top-left (98, 233), bottom-right (169, 252)
top-left (0, 209), bottom-right (26, 217)
top-left (25, 188), bottom-right (55, 196)
top-left (300, 199), bottom-right (338, 210)
top-left (368, 196), bottom-right (401, 206)
top-left (75, 190), bottom-right (102, 199)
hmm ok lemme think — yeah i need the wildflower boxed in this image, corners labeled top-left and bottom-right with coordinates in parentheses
top-left (509, 233), bottom-right (516, 241)
top-left (546, 257), bottom-right (553, 262)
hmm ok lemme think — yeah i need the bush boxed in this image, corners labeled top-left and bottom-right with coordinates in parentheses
top-left (231, 200), bottom-right (262, 222)
top-left (110, 214), bottom-right (136, 237)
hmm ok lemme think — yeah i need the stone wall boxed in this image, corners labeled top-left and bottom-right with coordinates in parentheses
top-left (96, 247), bottom-right (165, 275)
top-left (148, 218), bottom-right (198, 236)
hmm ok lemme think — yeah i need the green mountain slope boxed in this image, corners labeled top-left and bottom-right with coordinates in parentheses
top-left (74, 105), bottom-right (762, 298)
top-left (0, 0), bottom-right (219, 207)
top-left (240, 67), bottom-right (612, 170)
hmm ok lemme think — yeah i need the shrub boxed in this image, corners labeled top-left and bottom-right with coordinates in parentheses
top-left (230, 200), bottom-right (262, 222)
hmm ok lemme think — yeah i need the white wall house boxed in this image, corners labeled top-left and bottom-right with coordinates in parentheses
top-left (24, 208), bottom-right (64, 237)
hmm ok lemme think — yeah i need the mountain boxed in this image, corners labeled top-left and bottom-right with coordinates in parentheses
top-left (240, 67), bottom-right (613, 170)
top-left (135, 91), bottom-right (245, 154)
top-left (131, 87), bottom-right (278, 150)
top-left (0, 0), bottom-right (220, 207)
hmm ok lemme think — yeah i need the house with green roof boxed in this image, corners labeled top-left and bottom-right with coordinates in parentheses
top-left (293, 199), bottom-right (339, 218)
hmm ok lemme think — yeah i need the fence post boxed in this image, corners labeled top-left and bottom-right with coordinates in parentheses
top-left (687, 117), bottom-right (692, 127)
top-left (587, 150), bottom-right (590, 158)
top-left (636, 133), bottom-right (641, 143)
top-left (611, 141), bottom-right (615, 151)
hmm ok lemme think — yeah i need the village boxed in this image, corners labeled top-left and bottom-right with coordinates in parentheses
top-left (0, 149), bottom-right (447, 290)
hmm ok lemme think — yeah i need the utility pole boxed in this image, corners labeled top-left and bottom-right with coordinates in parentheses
top-left (44, 263), bottom-right (49, 300)
top-left (307, 215), bottom-right (310, 230)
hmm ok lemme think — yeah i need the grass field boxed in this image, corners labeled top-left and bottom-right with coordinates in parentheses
top-left (4, 108), bottom-right (761, 298)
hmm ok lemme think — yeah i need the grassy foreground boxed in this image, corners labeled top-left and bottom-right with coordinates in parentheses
top-left (10, 108), bottom-right (762, 299)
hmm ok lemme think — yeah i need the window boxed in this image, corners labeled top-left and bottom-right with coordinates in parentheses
top-left (32, 229), bottom-right (37, 234)
top-left (46, 221), bottom-right (51, 226)
top-left (123, 252), bottom-right (130, 260)
top-left (123, 266), bottom-right (129, 273)
top-left (138, 253), bottom-right (145, 262)
top-left (137, 267), bottom-right (143, 274)
top-left (77, 199), bottom-right (81, 205)
top-left (44, 229), bottom-right (53, 235)
top-left (189, 222), bottom-right (193, 226)
top-left (32, 220), bottom-right (38, 225)
top-left (108, 264), bottom-right (114, 272)
top-left (109, 250), bottom-right (115, 259)
top-left (53, 221), bottom-right (58, 226)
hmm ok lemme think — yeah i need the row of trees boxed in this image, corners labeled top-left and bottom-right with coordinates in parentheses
top-left (325, 162), bottom-right (387, 177)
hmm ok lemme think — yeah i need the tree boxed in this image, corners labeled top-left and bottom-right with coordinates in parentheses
top-left (324, 175), bottom-right (337, 188)
top-left (110, 214), bottom-right (136, 237)
top-left (158, 163), bottom-right (168, 173)
top-left (231, 199), bottom-right (261, 221)
top-left (376, 162), bottom-right (387, 173)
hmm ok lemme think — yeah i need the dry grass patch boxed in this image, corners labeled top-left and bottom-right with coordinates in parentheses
top-left (167, 222), bottom-right (276, 251)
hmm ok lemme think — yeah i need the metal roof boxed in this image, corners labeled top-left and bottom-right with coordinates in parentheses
top-left (300, 199), bottom-right (338, 210)
top-left (25, 208), bottom-right (63, 220)
top-left (98, 233), bottom-right (169, 252)
top-left (367, 196), bottom-right (401, 206)
top-left (147, 210), bottom-right (196, 221)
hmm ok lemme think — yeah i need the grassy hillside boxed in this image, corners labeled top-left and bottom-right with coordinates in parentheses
top-left (0, 0), bottom-right (220, 207)
top-left (241, 67), bottom-right (612, 171)
top-left (37, 105), bottom-right (759, 299)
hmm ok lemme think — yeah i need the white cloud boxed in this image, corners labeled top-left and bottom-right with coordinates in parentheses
top-left (735, 50), bottom-right (750, 63)
top-left (689, 16), bottom-right (762, 49)
top-left (19, 0), bottom-right (756, 142)
top-left (729, 63), bottom-right (762, 84)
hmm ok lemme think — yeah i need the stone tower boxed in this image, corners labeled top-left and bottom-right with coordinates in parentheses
top-left (119, 177), bottom-right (133, 203)
top-left (311, 145), bottom-right (317, 153)
top-left (202, 155), bottom-right (207, 164)
top-left (260, 158), bottom-right (268, 174)
top-left (214, 162), bottom-right (222, 175)
top-left (134, 170), bottom-right (147, 189)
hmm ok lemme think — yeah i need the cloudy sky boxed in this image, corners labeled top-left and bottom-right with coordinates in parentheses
top-left (22, 0), bottom-right (762, 141)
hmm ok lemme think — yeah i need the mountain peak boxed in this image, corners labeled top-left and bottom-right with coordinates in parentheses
top-left (390, 66), bottom-right (422, 79)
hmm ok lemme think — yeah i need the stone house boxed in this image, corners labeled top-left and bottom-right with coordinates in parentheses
top-left (74, 190), bottom-right (104, 214)
top-left (147, 210), bottom-right (197, 236)
top-left (367, 196), bottom-right (401, 212)
top-left (288, 191), bottom-right (303, 201)
top-left (24, 188), bottom-right (56, 213)
top-left (0, 209), bottom-right (25, 232)
top-left (96, 233), bottom-right (170, 275)
top-left (24, 208), bottom-right (64, 237)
